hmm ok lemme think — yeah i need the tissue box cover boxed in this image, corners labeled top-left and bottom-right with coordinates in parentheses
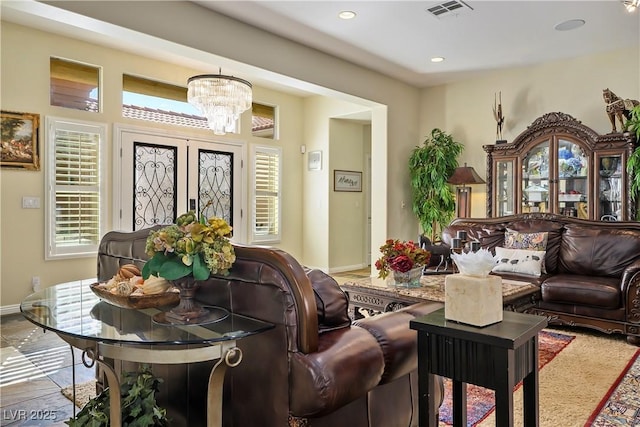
top-left (445, 274), bottom-right (503, 327)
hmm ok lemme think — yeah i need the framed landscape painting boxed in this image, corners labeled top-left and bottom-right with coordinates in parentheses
top-left (1, 110), bottom-right (40, 170)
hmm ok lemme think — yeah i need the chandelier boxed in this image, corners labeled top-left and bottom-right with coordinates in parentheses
top-left (187, 73), bottom-right (252, 135)
top-left (623, 0), bottom-right (639, 12)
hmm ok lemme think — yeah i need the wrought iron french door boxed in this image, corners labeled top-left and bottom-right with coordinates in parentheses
top-left (116, 129), bottom-right (245, 241)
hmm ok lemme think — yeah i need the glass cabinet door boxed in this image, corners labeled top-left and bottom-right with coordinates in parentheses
top-left (596, 153), bottom-right (624, 221)
top-left (557, 139), bottom-right (589, 219)
top-left (495, 159), bottom-right (515, 216)
top-left (522, 141), bottom-right (550, 214)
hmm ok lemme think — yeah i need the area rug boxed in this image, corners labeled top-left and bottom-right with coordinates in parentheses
top-left (584, 348), bottom-right (640, 426)
top-left (61, 379), bottom-right (97, 408)
top-left (438, 329), bottom-right (575, 427)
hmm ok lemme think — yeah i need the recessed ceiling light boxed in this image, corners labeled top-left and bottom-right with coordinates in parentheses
top-left (338, 11), bottom-right (356, 20)
top-left (554, 19), bottom-right (585, 31)
top-left (431, 57), bottom-right (445, 63)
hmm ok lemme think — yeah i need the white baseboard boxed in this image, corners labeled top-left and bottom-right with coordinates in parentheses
top-left (302, 264), bottom-right (369, 274)
top-left (0, 304), bottom-right (21, 316)
top-left (328, 263), bottom-right (369, 274)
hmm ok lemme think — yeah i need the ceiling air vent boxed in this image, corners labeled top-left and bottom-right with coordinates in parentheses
top-left (426, 0), bottom-right (473, 18)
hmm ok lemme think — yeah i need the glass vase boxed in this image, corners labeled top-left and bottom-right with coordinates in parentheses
top-left (391, 267), bottom-right (423, 288)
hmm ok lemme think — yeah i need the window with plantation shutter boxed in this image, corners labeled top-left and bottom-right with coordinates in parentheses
top-left (251, 145), bottom-right (281, 243)
top-left (46, 117), bottom-right (106, 259)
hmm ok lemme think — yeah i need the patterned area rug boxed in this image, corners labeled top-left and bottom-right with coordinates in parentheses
top-left (585, 348), bottom-right (640, 426)
top-left (61, 380), bottom-right (97, 408)
top-left (438, 329), bottom-right (575, 426)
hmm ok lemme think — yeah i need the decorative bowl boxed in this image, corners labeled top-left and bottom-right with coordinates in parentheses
top-left (89, 282), bottom-right (180, 309)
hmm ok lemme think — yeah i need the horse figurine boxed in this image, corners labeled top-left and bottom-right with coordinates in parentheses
top-left (603, 88), bottom-right (639, 133)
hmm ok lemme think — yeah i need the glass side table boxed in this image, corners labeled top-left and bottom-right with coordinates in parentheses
top-left (21, 279), bottom-right (274, 427)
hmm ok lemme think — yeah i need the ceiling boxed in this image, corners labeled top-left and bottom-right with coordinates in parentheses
top-left (198, 0), bottom-right (640, 87)
top-left (1, 1), bottom-right (638, 91)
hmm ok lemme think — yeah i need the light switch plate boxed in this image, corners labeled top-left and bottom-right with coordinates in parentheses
top-left (22, 196), bottom-right (41, 209)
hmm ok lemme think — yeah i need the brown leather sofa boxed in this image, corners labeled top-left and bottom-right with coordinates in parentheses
top-left (441, 213), bottom-right (640, 344)
top-left (97, 227), bottom-right (443, 427)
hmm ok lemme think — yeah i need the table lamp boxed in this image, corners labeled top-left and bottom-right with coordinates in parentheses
top-left (447, 163), bottom-right (486, 218)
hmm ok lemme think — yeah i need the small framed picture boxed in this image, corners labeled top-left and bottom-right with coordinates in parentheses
top-left (308, 150), bottom-right (322, 171)
top-left (334, 170), bottom-right (362, 192)
top-left (1, 111), bottom-right (40, 171)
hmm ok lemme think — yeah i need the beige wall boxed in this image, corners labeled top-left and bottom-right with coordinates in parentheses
top-left (23, 0), bottom-right (423, 276)
top-left (420, 47), bottom-right (640, 218)
top-left (0, 20), bottom-right (387, 310)
top-left (0, 22), bottom-right (311, 308)
top-left (329, 119), bottom-right (367, 272)
top-left (301, 97), bottom-right (371, 271)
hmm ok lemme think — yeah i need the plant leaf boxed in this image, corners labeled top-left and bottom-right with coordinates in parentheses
top-left (192, 254), bottom-right (210, 280)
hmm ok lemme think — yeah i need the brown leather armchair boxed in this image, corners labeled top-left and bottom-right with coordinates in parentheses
top-left (97, 229), bottom-right (444, 426)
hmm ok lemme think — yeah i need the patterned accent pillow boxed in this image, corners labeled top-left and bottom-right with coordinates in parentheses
top-left (504, 231), bottom-right (548, 273)
top-left (492, 247), bottom-right (546, 277)
top-left (504, 230), bottom-right (548, 250)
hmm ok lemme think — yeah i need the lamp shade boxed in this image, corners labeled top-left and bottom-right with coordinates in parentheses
top-left (187, 74), bottom-right (252, 135)
top-left (447, 163), bottom-right (486, 185)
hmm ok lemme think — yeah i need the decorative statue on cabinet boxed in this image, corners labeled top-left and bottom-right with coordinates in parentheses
top-left (493, 91), bottom-right (506, 143)
top-left (603, 88), bottom-right (639, 133)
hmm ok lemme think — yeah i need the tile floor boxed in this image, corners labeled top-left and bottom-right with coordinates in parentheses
top-left (0, 313), bottom-right (96, 426)
top-left (0, 268), bottom-right (369, 426)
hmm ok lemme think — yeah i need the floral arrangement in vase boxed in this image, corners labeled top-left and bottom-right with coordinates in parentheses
top-left (142, 210), bottom-right (236, 281)
top-left (375, 239), bottom-right (431, 279)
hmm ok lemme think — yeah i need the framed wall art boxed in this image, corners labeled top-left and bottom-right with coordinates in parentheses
top-left (1, 111), bottom-right (40, 170)
top-left (334, 170), bottom-right (362, 192)
top-left (308, 150), bottom-right (322, 171)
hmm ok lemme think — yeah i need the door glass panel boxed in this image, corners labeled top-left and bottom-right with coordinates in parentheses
top-left (133, 143), bottom-right (177, 229)
top-left (495, 160), bottom-right (514, 216)
top-left (598, 154), bottom-right (623, 221)
top-left (522, 141), bottom-right (549, 213)
top-left (557, 140), bottom-right (588, 218)
top-left (198, 150), bottom-right (233, 226)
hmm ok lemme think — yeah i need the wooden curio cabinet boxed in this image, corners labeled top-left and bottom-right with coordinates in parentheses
top-left (484, 112), bottom-right (636, 221)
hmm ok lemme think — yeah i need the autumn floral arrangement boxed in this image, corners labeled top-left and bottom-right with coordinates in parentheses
top-left (375, 239), bottom-right (431, 279)
top-left (142, 210), bottom-right (236, 281)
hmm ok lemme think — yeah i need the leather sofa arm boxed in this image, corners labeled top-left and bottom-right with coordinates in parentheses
top-left (289, 326), bottom-right (384, 417)
top-left (233, 244), bottom-right (319, 353)
top-left (622, 259), bottom-right (640, 323)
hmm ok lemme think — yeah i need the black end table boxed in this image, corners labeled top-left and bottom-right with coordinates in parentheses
top-left (410, 308), bottom-right (548, 427)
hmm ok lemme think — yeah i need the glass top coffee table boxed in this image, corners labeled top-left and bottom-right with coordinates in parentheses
top-left (21, 279), bottom-right (274, 427)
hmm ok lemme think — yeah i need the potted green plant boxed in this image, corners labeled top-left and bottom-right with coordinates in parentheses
top-left (409, 128), bottom-right (464, 241)
top-left (624, 105), bottom-right (640, 220)
top-left (66, 365), bottom-right (169, 427)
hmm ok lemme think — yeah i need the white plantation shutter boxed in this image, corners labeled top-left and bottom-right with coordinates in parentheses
top-left (46, 117), bottom-right (106, 258)
top-left (252, 145), bottom-right (281, 242)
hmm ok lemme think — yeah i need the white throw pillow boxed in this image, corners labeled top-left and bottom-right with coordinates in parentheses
top-left (492, 247), bottom-right (546, 277)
